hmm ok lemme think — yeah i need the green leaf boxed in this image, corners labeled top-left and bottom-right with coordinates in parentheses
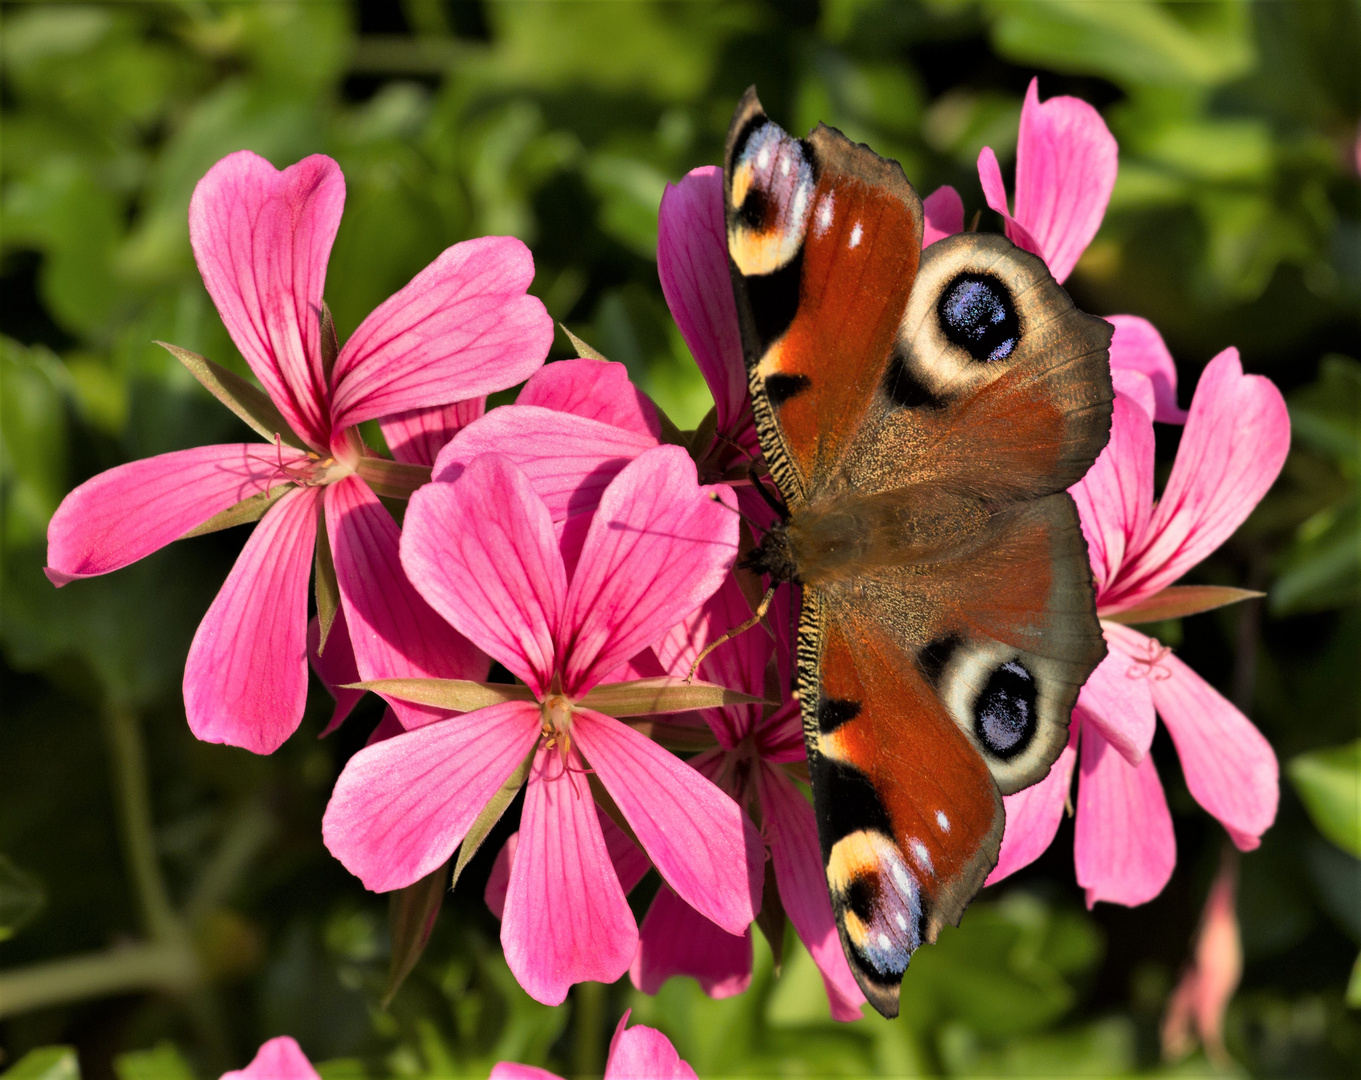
top-left (577, 676), bottom-right (766, 717)
top-left (347, 678), bottom-right (537, 711)
top-left (180, 485), bottom-right (292, 539)
top-left (314, 501), bottom-right (339, 654)
top-left (113, 1042), bottom-right (195, 1080)
top-left (1, 1047), bottom-right (80, 1080)
top-left (1349, 951), bottom-right (1361, 1008)
top-left (1101, 585), bottom-right (1263, 624)
top-left (1289, 740), bottom-right (1361, 857)
top-left (0, 854), bottom-right (45, 943)
top-left (156, 341), bottom-right (308, 449)
top-left (383, 858), bottom-right (450, 1008)
top-left (451, 744), bottom-right (537, 892)
top-left (353, 456), bottom-right (432, 499)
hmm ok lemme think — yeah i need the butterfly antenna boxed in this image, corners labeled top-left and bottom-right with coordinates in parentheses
top-left (747, 465), bottom-right (789, 521)
top-left (686, 585), bottom-right (776, 683)
top-left (708, 490), bottom-right (770, 534)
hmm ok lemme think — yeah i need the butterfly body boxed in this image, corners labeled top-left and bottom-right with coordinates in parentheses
top-left (725, 88), bottom-right (1114, 1017)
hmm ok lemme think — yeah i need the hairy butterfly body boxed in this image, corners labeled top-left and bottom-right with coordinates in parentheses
top-left (724, 88), bottom-right (1113, 1017)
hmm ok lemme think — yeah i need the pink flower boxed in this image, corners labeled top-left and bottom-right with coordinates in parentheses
top-left (45, 152), bottom-right (552, 752)
top-left (976, 77), bottom-right (1118, 284)
top-left (988, 349), bottom-right (1289, 905)
top-left (490, 1009), bottom-right (696, 1080)
top-left (1162, 852), bottom-right (1242, 1067)
top-left (221, 1036), bottom-right (318, 1080)
top-left (322, 447), bottom-right (763, 1004)
top-left (626, 578), bottom-right (866, 1020)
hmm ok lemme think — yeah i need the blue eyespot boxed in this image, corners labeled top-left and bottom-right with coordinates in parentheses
top-left (939, 273), bottom-right (1019, 363)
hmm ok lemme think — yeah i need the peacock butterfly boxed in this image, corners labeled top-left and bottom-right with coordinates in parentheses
top-left (723, 88), bottom-right (1113, 1017)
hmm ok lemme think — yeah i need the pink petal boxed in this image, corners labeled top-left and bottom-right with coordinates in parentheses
top-left (189, 152), bottom-right (342, 449)
top-left (1011, 78), bottom-right (1118, 283)
top-left (401, 455), bottom-right (564, 697)
top-left (327, 475), bottom-right (489, 728)
top-left (606, 1012), bottom-right (697, 1080)
top-left (572, 708), bottom-right (762, 936)
top-left (1152, 653), bottom-right (1278, 849)
top-left (184, 485), bottom-right (320, 754)
top-left (485, 833), bottom-right (517, 921)
top-left (330, 236), bottom-right (552, 430)
top-left (1077, 626), bottom-right (1157, 765)
top-left (988, 720), bottom-right (1079, 885)
top-left (1112, 368), bottom-right (1158, 423)
top-left (45, 444), bottom-right (304, 585)
top-left (434, 405), bottom-right (658, 520)
top-left (501, 746), bottom-right (638, 1005)
top-left (379, 398), bottom-right (485, 467)
top-left (657, 167), bottom-right (748, 436)
top-left (631, 884), bottom-right (752, 998)
top-left (517, 358), bottom-right (661, 439)
top-left (921, 185), bottom-right (964, 248)
top-left (976, 146), bottom-right (1042, 256)
top-left (222, 1036), bottom-right (320, 1080)
top-left (1075, 723), bottom-right (1176, 907)
top-left (758, 764), bottom-right (866, 1020)
top-left (489, 1065), bottom-right (560, 1080)
top-left (365, 706), bottom-right (405, 747)
top-left (561, 446), bottom-right (738, 694)
top-left (1107, 315), bottom-right (1187, 424)
top-left (1070, 393), bottom-right (1155, 598)
top-left (322, 701), bottom-right (541, 892)
top-left (308, 610), bottom-right (362, 738)
top-left (1116, 349), bottom-right (1290, 602)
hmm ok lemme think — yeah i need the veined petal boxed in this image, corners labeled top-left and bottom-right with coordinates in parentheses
top-left (572, 709), bottom-right (761, 936)
top-left (1075, 723), bottom-right (1175, 908)
top-left (401, 456), bottom-right (564, 697)
top-left (657, 167), bottom-right (747, 436)
top-left (631, 884), bottom-right (752, 998)
top-left (1108, 315), bottom-right (1187, 424)
top-left (987, 721), bottom-right (1079, 885)
top-left (517, 358), bottom-right (661, 439)
top-left (1078, 627), bottom-right (1157, 764)
top-left (976, 146), bottom-right (1042, 256)
top-left (330, 236), bottom-right (552, 430)
top-left (327, 476), bottom-right (490, 727)
top-left (561, 447), bottom-right (738, 695)
top-left (379, 399), bottom-right (485, 467)
top-left (222, 1036), bottom-right (320, 1080)
top-left (45, 444), bottom-right (303, 585)
top-left (921, 185), bottom-right (964, 248)
top-left (308, 610), bottom-right (363, 737)
top-left (435, 405), bottom-right (658, 520)
top-left (1011, 78), bottom-right (1118, 284)
top-left (490, 1065), bottom-right (559, 1080)
top-left (502, 746), bottom-right (638, 1005)
top-left (1153, 652), bottom-right (1278, 849)
top-left (606, 1013), bottom-right (697, 1080)
top-left (189, 152), bottom-right (341, 448)
top-left (1070, 393), bottom-right (1155, 597)
top-left (1116, 349), bottom-right (1290, 602)
top-left (322, 701), bottom-right (541, 892)
top-left (184, 485), bottom-right (320, 754)
top-left (759, 764), bottom-right (866, 1020)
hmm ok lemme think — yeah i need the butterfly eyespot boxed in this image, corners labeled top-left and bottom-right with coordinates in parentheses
top-left (973, 659), bottom-right (1038, 759)
top-left (938, 272), bottom-right (1019, 363)
top-left (828, 831), bottom-right (923, 981)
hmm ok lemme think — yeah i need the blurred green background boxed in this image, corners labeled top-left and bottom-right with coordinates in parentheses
top-left (2, 1), bottom-right (1359, 1077)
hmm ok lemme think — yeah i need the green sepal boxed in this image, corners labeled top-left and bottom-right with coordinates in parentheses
top-left (314, 500), bottom-right (340, 654)
top-left (156, 341), bottom-right (308, 450)
top-left (688, 405), bottom-right (719, 459)
top-left (587, 772), bottom-right (642, 850)
top-left (319, 301), bottom-right (339, 385)
top-left (578, 676), bottom-right (766, 717)
top-left (561, 324), bottom-right (609, 361)
top-left (382, 857), bottom-right (450, 1008)
top-left (345, 678), bottom-right (537, 711)
top-left (624, 719), bottom-right (720, 752)
top-left (355, 456), bottom-right (433, 499)
top-left (451, 744), bottom-right (537, 892)
top-left (180, 484), bottom-right (292, 539)
top-left (1102, 585), bottom-right (1264, 625)
top-left (754, 857), bottom-right (786, 975)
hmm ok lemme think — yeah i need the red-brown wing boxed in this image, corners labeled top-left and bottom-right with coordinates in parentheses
top-left (798, 589), bottom-right (1003, 1019)
top-left (724, 88), bottom-right (923, 506)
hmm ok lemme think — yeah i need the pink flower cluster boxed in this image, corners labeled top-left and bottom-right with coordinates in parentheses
top-left (45, 79), bottom-right (1287, 1019)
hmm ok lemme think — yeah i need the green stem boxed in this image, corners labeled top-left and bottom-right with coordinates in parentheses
top-left (0, 942), bottom-right (197, 1018)
top-left (101, 700), bottom-right (182, 946)
top-left (571, 980), bottom-right (605, 1078)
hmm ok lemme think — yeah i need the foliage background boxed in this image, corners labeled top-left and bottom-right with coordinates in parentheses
top-left (1, 1), bottom-right (1359, 1077)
